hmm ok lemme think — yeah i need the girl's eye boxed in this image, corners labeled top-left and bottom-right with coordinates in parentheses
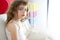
top-left (25, 9), bottom-right (28, 12)
top-left (18, 8), bottom-right (28, 12)
top-left (19, 8), bottom-right (23, 10)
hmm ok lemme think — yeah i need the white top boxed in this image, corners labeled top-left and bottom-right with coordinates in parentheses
top-left (6, 19), bottom-right (31, 40)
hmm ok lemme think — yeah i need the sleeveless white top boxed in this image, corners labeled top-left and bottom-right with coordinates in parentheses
top-left (6, 19), bottom-right (31, 40)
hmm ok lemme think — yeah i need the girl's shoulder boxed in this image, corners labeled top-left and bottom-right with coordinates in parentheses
top-left (6, 20), bottom-right (18, 32)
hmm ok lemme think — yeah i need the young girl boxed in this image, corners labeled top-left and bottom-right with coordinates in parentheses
top-left (6, 0), bottom-right (31, 40)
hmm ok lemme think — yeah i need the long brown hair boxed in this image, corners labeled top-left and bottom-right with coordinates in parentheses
top-left (6, 0), bottom-right (28, 24)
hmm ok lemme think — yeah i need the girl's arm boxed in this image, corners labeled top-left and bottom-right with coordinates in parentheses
top-left (6, 23), bottom-right (18, 40)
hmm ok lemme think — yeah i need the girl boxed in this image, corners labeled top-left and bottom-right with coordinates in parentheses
top-left (6, 0), bottom-right (31, 40)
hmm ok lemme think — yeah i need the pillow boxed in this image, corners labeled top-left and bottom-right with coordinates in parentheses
top-left (0, 14), bottom-right (7, 40)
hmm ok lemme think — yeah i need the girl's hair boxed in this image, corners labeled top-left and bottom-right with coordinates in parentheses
top-left (6, 0), bottom-right (28, 24)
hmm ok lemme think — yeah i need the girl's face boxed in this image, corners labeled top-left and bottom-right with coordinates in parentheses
top-left (14, 4), bottom-right (28, 19)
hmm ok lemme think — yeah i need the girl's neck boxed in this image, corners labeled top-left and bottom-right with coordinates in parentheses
top-left (13, 18), bottom-right (21, 22)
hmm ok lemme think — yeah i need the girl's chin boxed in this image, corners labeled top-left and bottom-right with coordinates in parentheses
top-left (17, 17), bottom-right (22, 19)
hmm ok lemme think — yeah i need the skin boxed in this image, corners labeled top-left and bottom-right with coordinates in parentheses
top-left (6, 4), bottom-right (29, 40)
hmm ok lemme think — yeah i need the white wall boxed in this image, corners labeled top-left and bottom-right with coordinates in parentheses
top-left (29, 0), bottom-right (47, 33)
top-left (48, 0), bottom-right (60, 40)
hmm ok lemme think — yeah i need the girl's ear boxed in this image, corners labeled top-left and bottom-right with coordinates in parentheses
top-left (13, 10), bottom-right (17, 14)
top-left (12, 11), bottom-right (15, 15)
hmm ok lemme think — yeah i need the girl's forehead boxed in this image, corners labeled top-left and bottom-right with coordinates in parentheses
top-left (18, 4), bottom-right (27, 9)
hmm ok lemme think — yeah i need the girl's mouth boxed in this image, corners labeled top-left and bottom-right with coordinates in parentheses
top-left (22, 15), bottom-right (24, 16)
